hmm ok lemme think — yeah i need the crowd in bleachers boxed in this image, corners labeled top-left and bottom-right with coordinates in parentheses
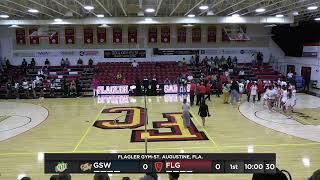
top-left (0, 57), bottom-right (93, 99)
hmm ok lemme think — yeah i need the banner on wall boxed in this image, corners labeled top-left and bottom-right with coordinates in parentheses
top-left (154, 49), bottom-right (199, 55)
top-left (192, 27), bottom-right (201, 42)
top-left (161, 26), bottom-right (170, 43)
top-left (79, 50), bottom-right (99, 56)
top-left (128, 26), bottom-right (137, 43)
top-left (207, 26), bottom-right (216, 42)
top-left (84, 28), bottom-right (93, 44)
top-left (49, 32), bottom-right (59, 44)
top-left (104, 50), bottom-right (146, 58)
top-left (148, 27), bottom-right (157, 43)
top-left (65, 28), bottom-right (75, 44)
top-left (14, 50), bottom-right (76, 57)
top-left (29, 28), bottom-right (40, 45)
top-left (202, 49), bottom-right (258, 55)
top-left (302, 46), bottom-right (318, 57)
top-left (16, 29), bottom-right (26, 45)
top-left (113, 27), bottom-right (122, 43)
top-left (97, 28), bottom-right (106, 43)
top-left (177, 27), bottom-right (186, 43)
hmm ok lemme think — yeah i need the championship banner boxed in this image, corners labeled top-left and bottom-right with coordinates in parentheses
top-left (65, 27), bottom-right (75, 44)
top-left (128, 26), bottom-right (137, 43)
top-left (177, 27), bottom-right (186, 43)
top-left (148, 27), bottom-right (157, 43)
top-left (161, 26), bottom-right (170, 43)
top-left (192, 27), bottom-right (201, 42)
top-left (113, 27), bottom-right (122, 43)
top-left (49, 32), bottom-right (59, 44)
top-left (84, 28), bottom-right (93, 44)
top-left (97, 28), bottom-right (107, 43)
top-left (29, 28), bottom-right (40, 45)
top-left (207, 26), bottom-right (216, 42)
top-left (16, 29), bottom-right (26, 45)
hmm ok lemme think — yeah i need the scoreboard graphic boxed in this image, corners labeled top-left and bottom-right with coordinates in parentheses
top-left (45, 153), bottom-right (276, 174)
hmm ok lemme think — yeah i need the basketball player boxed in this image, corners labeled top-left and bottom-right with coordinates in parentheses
top-left (182, 99), bottom-right (191, 128)
top-left (198, 100), bottom-right (210, 127)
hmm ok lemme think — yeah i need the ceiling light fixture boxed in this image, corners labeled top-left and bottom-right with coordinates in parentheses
top-left (28, 9), bottom-right (39, 13)
top-left (199, 5), bottom-right (209, 10)
top-left (99, 24), bottom-right (110, 27)
top-left (232, 13), bottom-right (240, 17)
top-left (255, 8), bottom-right (265, 13)
top-left (145, 8), bottom-right (155, 13)
top-left (187, 14), bottom-right (195, 17)
top-left (96, 14), bottom-right (104, 18)
top-left (292, 11), bottom-right (299, 16)
top-left (145, 18), bottom-right (152, 21)
top-left (0, 14), bottom-right (9, 18)
top-left (84, 5), bottom-right (94, 10)
top-left (207, 10), bottom-right (214, 16)
top-left (307, 6), bottom-right (318, 10)
top-left (183, 24), bottom-right (194, 27)
top-left (8, 25), bottom-right (22, 28)
top-left (315, 17), bottom-right (320, 21)
top-left (54, 18), bottom-right (63, 22)
top-left (276, 14), bottom-right (284, 17)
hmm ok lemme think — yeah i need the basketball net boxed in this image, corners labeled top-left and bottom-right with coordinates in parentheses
top-left (224, 25), bottom-right (250, 41)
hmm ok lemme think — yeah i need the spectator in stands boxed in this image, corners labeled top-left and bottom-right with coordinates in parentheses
top-left (213, 56), bottom-right (219, 66)
top-left (178, 60), bottom-right (183, 67)
top-left (22, 58), bottom-right (28, 67)
top-left (215, 80), bottom-right (222, 97)
top-left (49, 175), bottom-right (58, 180)
top-left (94, 173), bottom-right (110, 180)
top-left (61, 58), bottom-right (66, 67)
top-left (131, 60), bottom-right (139, 68)
top-left (45, 58), bottom-right (50, 67)
top-left (88, 58), bottom-right (94, 67)
top-left (69, 80), bottom-right (76, 96)
top-left (13, 80), bottom-right (20, 99)
top-left (91, 77), bottom-right (99, 97)
top-left (202, 56), bottom-right (209, 66)
top-left (57, 173), bottom-right (71, 180)
top-left (122, 77), bottom-right (128, 85)
top-left (164, 78), bottom-right (171, 85)
top-left (251, 53), bottom-right (256, 66)
top-left (198, 100), bottom-right (210, 127)
top-left (21, 177), bottom-right (31, 180)
top-left (30, 58), bottom-right (36, 67)
top-left (239, 69), bottom-right (245, 79)
top-left (77, 58), bottom-right (83, 66)
top-left (31, 78), bottom-right (37, 98)
top-left (22, 78), bottom-right (29, 98)
top-left (62, 78), bottom-right (68, 96)
top-left (116, 72), bottom-right (123, 80)
top-left (187, 74), bottom-right (193, 82)
top-left (169, 172), bottom-right (180, 180)
top-left (222, 82), bottom-right (230, 104)
top-left (257, 52), bottom-right (263, 65)
top-left (151, 75), bottom-right (157, 95)
top-left (232, 56), bottom-right (238, 65)
top-left (182, 57), bottom-right (187, 64)
top-left (5, 58), bottom-right (11, 69)
top-left (5, 79), bottom-right (12, 98)
top-left (65, 58), bottom-right (70, 67)
top-left (227, 56), bottom-right (232, 66)
top-left (190, 56), bottom-right (195, 65)
top-left (304, 75), bottom-right (310, 91)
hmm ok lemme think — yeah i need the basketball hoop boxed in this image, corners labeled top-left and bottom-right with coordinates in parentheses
top-left (29, 26), bottom-right (57, 38)
top-left (224, 25), bottom-right (250, 41)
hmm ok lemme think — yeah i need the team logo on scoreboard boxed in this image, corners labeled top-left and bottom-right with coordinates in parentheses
top-left (55, 161), bottom-right (68, 173)
top-left (94, 107), bottom-right (208, 142)
top-left (154, 162), bottom-right (163, 172)
top-left (80, 163), bottom-right (92, 172)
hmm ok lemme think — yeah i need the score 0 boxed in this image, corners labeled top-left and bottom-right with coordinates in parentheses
top-left (212, 161), bottom-right (224, 173)
top-left (140, 162), bottom-right (153, 173)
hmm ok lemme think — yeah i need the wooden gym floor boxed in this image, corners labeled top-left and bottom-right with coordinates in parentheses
top-left (0, 94), bottom-right (319, 180)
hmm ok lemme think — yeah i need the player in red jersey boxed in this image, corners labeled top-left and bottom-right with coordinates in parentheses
top-left (189, 81), bottom-right (197, 106)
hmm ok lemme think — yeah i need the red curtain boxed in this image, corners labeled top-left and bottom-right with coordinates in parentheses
top-left (29, 27), bottom-right (40, 45)
top-left (192, 27), bottom-right (201, 43)
top-left (113, 27), bottom-right (122, 43)
top-left (97, 28), bottom-right (106, 43)
top-left (65, 27), bottom-right (75, 44)
top-left (177, 27), bottom-right (186, 43)
top-left (161, 26), bottom-right (170, 43)
top-left (128, 26), bottom-right (137, 43)
top-left (207, 26), bottom-right (216, 42)
top-left (148, 27), bottom-right (157, 43)
top-left (16, 29), bottom-right (26, 45)
top-left (49, 32), bottom-right (59, 44)
top-left (84, 28), bottom-right (93, 44)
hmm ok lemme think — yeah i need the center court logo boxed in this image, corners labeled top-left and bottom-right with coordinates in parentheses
top-left (80, 163), bottom-right (92, 172)
top-left (55, 161), bottom-right (68, 172)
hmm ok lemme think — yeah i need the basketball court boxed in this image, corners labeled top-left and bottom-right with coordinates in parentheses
top-left (0, 93), bottom-right (319, 179)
